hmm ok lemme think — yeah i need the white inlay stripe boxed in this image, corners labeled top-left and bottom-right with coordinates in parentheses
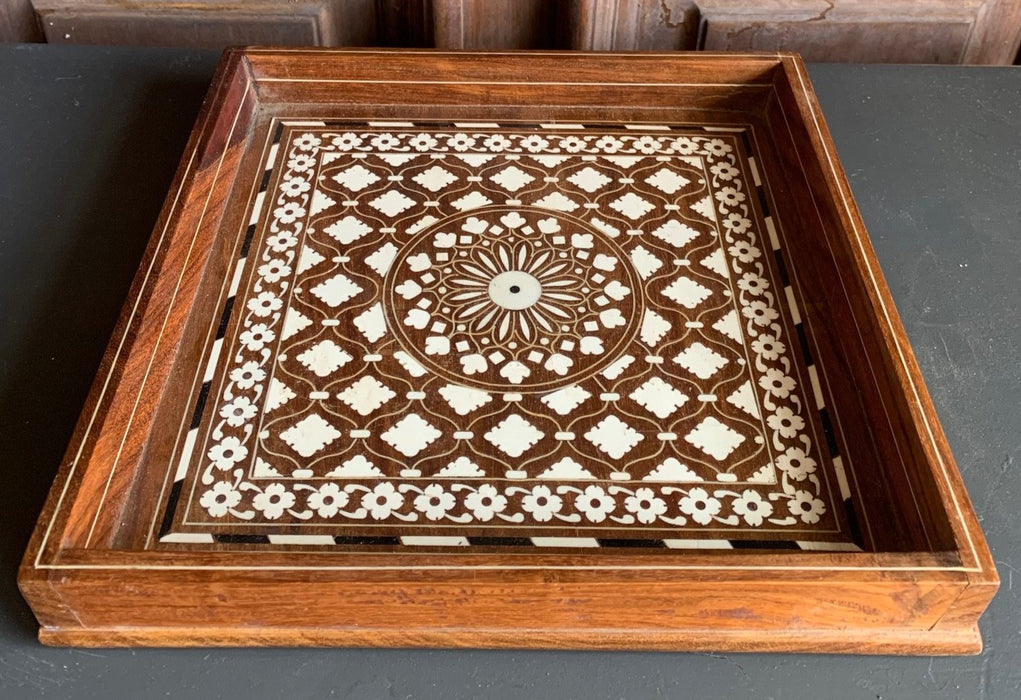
top-left (400, 536), bottom-right (470, 546)
top-left (202, 339), bottom-right (223, 382)
top-left (663, 539), bottom-right (733, 549)
top-left (747, 156), bottom-right (761, 187)
top-left (227, 259), bottom-right (246, 296)
top-left (531, 537), bottom-right (601, 548)
top-left (784, 286), bottom-right (802, 324)
top-left (173, 429), bottom-right (199, 481)
top-left (807, 365), bottom-right (826, 409)
top-left (796, 541), bottom-right (861, 552)
top-left (265, 143), bottom-right (279, 170)
top-left (249, 191), bottom-right (266, 225)
top-left (832, 456), bottom-right (852, 499)
top-left (267, 535), bottom-right (337, 545)
top-left (160, 533), bottom-right (215, 544)
top-left (765, 216), bottom-right (780, 251)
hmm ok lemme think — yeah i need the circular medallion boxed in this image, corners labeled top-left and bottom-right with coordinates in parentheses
top-left (384, 206), bottom-right (643, 392)
top-left (487, 270), bottom-right (543, 310)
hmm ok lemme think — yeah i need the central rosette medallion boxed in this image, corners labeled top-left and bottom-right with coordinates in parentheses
top-left (384, 207), bottom-right (643, 391)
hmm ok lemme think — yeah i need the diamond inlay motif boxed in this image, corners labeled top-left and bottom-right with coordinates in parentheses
top-left (484, 414), bottom-right (544, 457)
top-left (584, 415), bottom-right (644, 459)
top-left (684, 416), bottom-right (746, 461)
top-left (629, 376), bottom-right (689, 419)
top-left (662, 276), bottom-right (712, 309)
top-left (645, 167), bottom-right (691, 194)
top-left (673, 341), bottom-right (729, 379)
top-left (336, 376), bottom-right (397, 416)
top-left (652, 219), bottom-right (700, 248)
top-left (280, 414), bottom-right (342, 458)
top-left (332, 164), bottom-right (380, 191)
top-left (608, 192), bottom-right (655, 220)
top-left (297, 340), bottom-right (352, 377)
top-left (309, 273), bottom-right (363, 308)
top-left (540, 385), bottom-right (592, 415)
top-left (567, 166), bottom-right (612, 193)
top-left (324, 215), bottom-right (372, 244)
top-left (412, 165), bottom-right (458, 192)
top-left (381, 414), bottom-right (442, 457)
top-left (369, 189), bottom-right (415, 216)
top-left (490, 165), bottom-right (535, 192)
top-left (438, 384), bottom-right (492, 415)
top-left (630, 245), bottom-right (664, 280)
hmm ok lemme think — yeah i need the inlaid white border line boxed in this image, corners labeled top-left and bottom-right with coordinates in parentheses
top-left (532, 538), bottom-right (601, 548)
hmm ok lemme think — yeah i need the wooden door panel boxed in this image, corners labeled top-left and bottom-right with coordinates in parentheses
top-left (32, 0), bottom-right (379, 48)
top-left (1, 0), bottom-right (42, 41)
top-left (569, 0), bottom-right (699, 51)
top-left (696, 0), bottom-right (1020, 65)
top-left (700, 14), bottom-right (976, 64)
top-left (433, 0), bottom-right (563, 49)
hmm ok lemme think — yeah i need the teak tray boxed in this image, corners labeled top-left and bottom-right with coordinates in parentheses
top-left (19, 49), bottom-right (997, 654)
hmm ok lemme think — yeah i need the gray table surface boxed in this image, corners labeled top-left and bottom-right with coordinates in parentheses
top-left (1, 45), bottom-right (1018, 699)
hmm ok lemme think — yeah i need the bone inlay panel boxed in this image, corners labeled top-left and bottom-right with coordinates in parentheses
top-left (160, 122), bottom-right (857, 548)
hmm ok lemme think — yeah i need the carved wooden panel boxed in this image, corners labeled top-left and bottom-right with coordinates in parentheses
top-left (377, 0), bottom-right (433, 47)
top-left (432, 0), bottom-right (564, 49)
top-left (33, 0), bottom-right (378, 48)
top-left (432, 0), bottom-right (1021, 63)
top-left (569, 0), bottom-right (698, 51)
top-left (0, 0), bottom-right (41, 41)
top-left (699, 1), bottom-right (982, 64)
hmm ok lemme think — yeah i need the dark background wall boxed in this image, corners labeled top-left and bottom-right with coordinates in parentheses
top-left (3, 1), bottom-right (1021, 64)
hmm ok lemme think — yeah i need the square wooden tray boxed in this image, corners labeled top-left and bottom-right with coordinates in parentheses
top-left (18, 49), bottom-right (997, 653)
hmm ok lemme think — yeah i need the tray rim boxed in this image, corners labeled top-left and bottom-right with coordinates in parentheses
top-left (18, 48), bottom-right (997, 654)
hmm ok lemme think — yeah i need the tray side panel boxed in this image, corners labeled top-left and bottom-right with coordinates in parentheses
top-left (22, 562), bottom-right (977, 653)
top-left (17, 50), bottom-right (256, 569)
top-left (765, 58), bottom-right (997, 637)
top-left (761, 64), bottom-right (962, 555)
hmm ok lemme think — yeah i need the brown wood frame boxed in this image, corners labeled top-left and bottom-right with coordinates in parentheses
top-left (18, 49), bottom-right (997, 653)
